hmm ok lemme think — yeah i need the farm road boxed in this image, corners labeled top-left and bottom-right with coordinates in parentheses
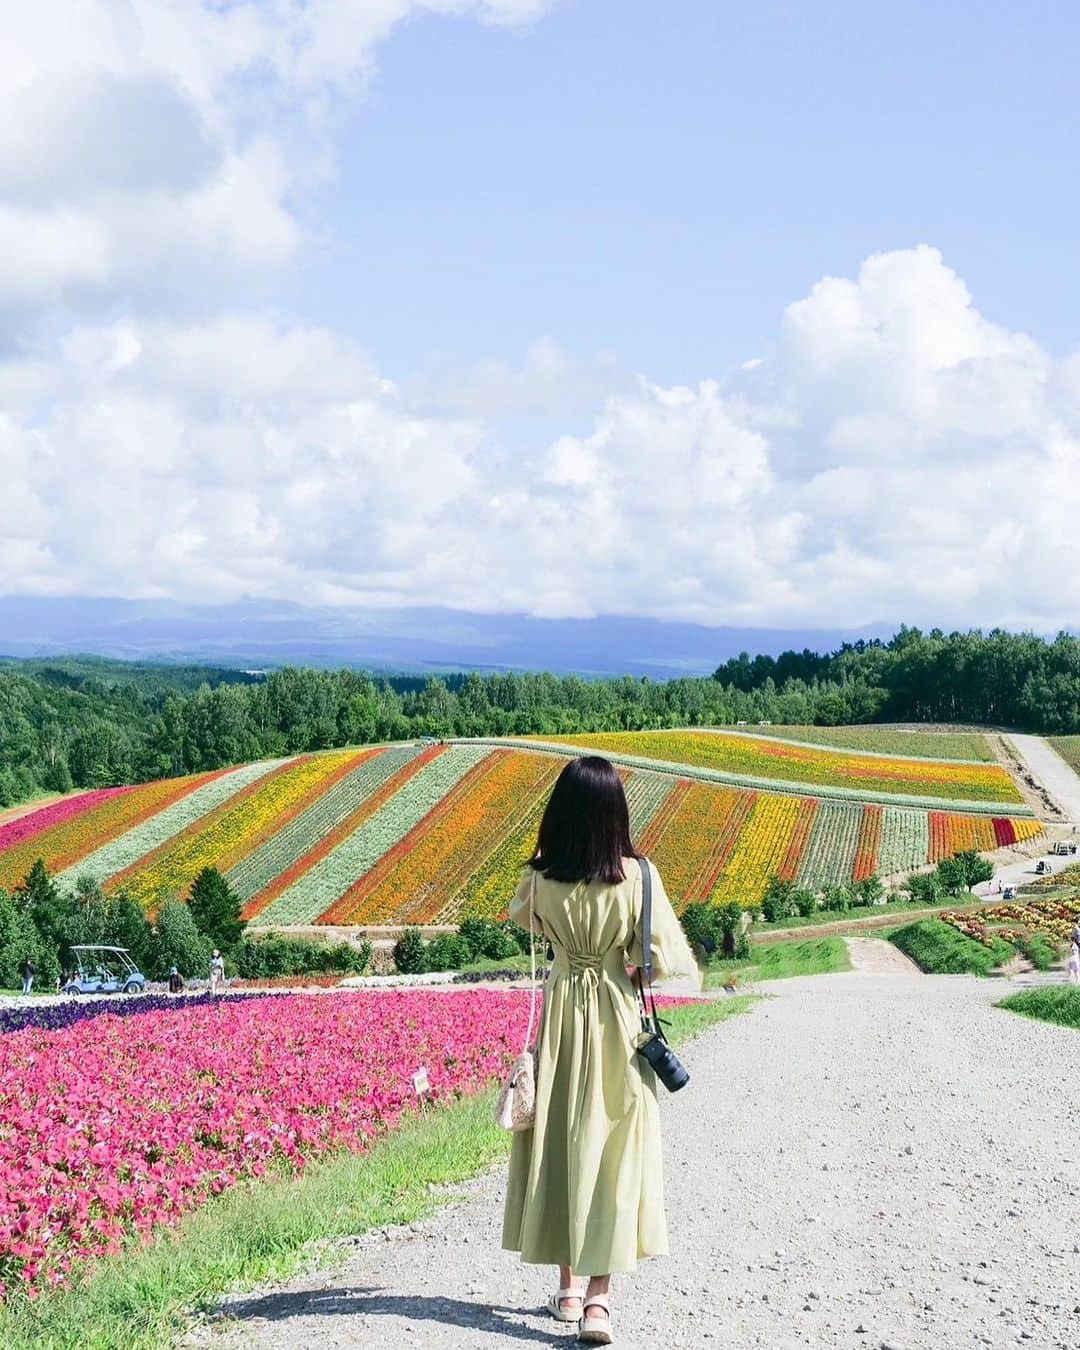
top-left (1009, 735), bottom-right (1080, 823)
top-left (199, 973), bottom-right (1079, 1350)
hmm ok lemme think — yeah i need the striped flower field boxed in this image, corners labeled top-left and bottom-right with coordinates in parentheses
top-left (0, 736), bottom-right (1044, 923)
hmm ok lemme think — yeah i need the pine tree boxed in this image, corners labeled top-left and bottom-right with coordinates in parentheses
top-left (187, 867), bottom-right (246, 954)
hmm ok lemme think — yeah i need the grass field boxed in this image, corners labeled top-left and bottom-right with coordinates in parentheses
top-left (703, 935), bottom-right (851, 987)
top-left (0, 998), bottom-right (748, 1350)
top-left (752, 725), bottom-right (994, 761)
top-left (997, 986), bottom-right (1080, 1029)
top-left (1047, 736), bottom-right (1080, 775)
top-left (888, 918), bottom-right (1014, 975)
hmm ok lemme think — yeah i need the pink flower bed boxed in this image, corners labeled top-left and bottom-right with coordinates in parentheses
top-left (0, 990), bottom-right (527, 1293)
top-left (0, 789), bottom-right (131, 854)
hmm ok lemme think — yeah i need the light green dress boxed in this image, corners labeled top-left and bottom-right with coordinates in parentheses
top-left (501, 856), bottom-right (700, 1275)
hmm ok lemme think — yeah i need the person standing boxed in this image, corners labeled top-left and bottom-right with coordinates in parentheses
top-left (1068, 943), bottom-right (1080, 986)
top-left (19, 956), bottom-right (35, 997)
top-left (502, 756), bottom-right (700, 1345)
top-left (209, 948), bottom-right (225, 994)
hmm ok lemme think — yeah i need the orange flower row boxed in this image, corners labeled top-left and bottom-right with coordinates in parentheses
top-left (852, 804), bottom-right (883, 881)
top-left (777, 797), bottom-right (819, 882)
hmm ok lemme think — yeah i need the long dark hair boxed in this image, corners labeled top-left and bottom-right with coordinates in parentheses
top-left (530, 756), bottom-right (636, 883)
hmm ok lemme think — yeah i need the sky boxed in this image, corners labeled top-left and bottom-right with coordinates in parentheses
top-left (2, 0), bottom-right (1080, 634)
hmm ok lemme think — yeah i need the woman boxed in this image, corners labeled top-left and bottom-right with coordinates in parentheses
top-left (502, 756), bottom-right (699, 1345)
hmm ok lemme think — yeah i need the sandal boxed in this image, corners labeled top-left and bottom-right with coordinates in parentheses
top-left (578, 1293), bottom-right (613, 1345)
top-left (547, 1286), bottom-right (584, 1322)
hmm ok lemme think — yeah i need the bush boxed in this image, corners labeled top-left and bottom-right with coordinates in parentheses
top-left (457, 917), bottom-right (519, 962)
top-left (904, 871), bottom-right (945, 907)
top-left (152, 899), bottom-right (212, 981)
top-left (188, 867), bottom-right (246, 955)
top-left (760, 877), bottom-right (795, 924)
top-left (421, 933), bottom-right (473, 972)
top-left (792, 888), bottom-right (818, 918)
top-left (819, 882), bottom-right (850, 914)
top-left (235, 934), bottom-right (371, 980)
top-left (952, 849), bottom-right (994, 891)
top-left (934, 856), bottom-right (970, 896)
top-left (889, 919), bottom-right (1013, 976)
top-left (392, 927), bottom-right (426, 974)
top-left (680, 902), bottom-right (720, 958)
top-left (852, 874), bottom-right (885, 907)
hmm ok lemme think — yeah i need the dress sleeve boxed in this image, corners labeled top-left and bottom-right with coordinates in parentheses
top-left (627, 858), bottom-right (701, 990)
top-left (508, 866), bottom-right (543, 934)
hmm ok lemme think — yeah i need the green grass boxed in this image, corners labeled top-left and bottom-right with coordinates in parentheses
top-left (756, 894), bottom-right (979, 933)
top-left (455, 951), bottom-right (533, 975)
top-left (888, 919), bottom-right (1014, 975)
top-left (997, 985), bottom-right (1080, 1029)
top-left (1047, 736), bottom-right (1080, 775)
top-left (751, 724), bottom-right (993, 761)
top-left (0, 999), bottom-right (748, 1350)
top-left (702, 936), bottom-right (850, 988)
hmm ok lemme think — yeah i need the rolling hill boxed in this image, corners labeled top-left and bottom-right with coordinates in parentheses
top-left (0, 731), bottom-right (1042, 926)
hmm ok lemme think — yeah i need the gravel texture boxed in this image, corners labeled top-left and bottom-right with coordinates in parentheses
top-left (193, 972), bottom-right (1080, 1350)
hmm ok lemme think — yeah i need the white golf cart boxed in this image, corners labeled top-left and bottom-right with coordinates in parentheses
top-left (63, 945), bottom-right (147, 995)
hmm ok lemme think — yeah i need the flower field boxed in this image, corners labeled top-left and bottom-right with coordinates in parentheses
top-left (939, 899), bottom-right (1075, 948)
top-left (0, 742), bottom-right (1045, 923)
top-left (537, 730), bottom-right (1023, 805)
top-left (0, 989), bottom-right (532, 1292)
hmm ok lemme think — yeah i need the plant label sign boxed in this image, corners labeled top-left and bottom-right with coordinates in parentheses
top-left (411, 1066), bottom-right (430, 1095)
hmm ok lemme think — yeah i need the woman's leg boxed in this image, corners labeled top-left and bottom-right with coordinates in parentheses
top-left (584, 1274), bottom-right (611, 1320)
top-left (556, 1265), bottom-right (584, 1315)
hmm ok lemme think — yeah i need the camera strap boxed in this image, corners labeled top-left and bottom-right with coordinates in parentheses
top-left (634, 856), bottom-right (668, 1042)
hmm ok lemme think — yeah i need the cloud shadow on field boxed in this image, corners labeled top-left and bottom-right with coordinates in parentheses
top-left (216, 1285), bottom-right (569, 1343)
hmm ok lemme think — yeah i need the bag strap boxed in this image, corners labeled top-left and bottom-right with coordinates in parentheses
top-left (523, 868), bottom-right (542, 1050)
top-left (634, 856), bottom-right (665, 1039)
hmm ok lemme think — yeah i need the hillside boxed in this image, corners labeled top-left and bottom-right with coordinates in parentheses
top-left (0, 734), bottom-right (1042, 926)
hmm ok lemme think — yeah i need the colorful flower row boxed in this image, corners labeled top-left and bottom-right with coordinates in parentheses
top-left (940, 898), bottom-right (1076, 947)
top-left (58, 759), bottom-right (290, 891)
top-left (242, 746), bottom-right (436, 921)
top-left (0, 788), bottom-right (133, 890)
top-left (541, 730), bottom-right (1022, 804)
top-left (111, 751), bottom-right (364, 909)
top-left (258, 746), bottom-right (491, 927)
top-left (228, 747), bottom-right (416, 902)
top-left (714, 792), bottom-right (805, 909)
top-left (0, 989), bottom-right (532, 1292)
top-left (343, 751), bottom-right (559, 925)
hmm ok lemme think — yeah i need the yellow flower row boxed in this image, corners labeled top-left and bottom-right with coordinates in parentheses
top-left (713, 793), bottom-right (804, 909)
top-left (115, 751), bottom-right (360, 908)
top-left (545, 730), bottom-right (1021, 804)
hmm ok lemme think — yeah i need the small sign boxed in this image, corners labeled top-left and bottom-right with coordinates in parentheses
top-left (411, 1067), bottom-right (430, 1095)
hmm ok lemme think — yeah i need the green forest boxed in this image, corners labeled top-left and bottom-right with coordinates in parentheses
top-left (0, 626), bottom-right (1078, 806)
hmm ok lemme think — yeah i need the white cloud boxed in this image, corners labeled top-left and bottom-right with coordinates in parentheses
top-left (4, 246), bottom-right (1080, 630)
top-left (0, 0), bottom-right (554, 312)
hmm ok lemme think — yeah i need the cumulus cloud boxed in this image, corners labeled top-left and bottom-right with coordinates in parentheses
top-left (0, 0), bottom-right (553, 311)
top-left (3, 247), bottom-right (1079, 630)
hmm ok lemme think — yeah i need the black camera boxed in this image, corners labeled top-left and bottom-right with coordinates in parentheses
top-left (636, 1031), bottom-right (689, 1093)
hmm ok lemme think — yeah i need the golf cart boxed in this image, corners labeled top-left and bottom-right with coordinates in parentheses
top-left (63, 946), bottom-right (146, 996)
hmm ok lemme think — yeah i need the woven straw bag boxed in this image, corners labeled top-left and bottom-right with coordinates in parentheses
top-left (494, 870), bottom-right (545, 1132)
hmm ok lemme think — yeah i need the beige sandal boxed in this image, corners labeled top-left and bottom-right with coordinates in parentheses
top-left (578, 1293), bottom-right (613, 1345)
top-left (548, 1286), bottom-right (584, 1321)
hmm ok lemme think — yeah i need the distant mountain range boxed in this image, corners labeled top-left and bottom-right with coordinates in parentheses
top-left (0, 595), bottom-right (891, 680)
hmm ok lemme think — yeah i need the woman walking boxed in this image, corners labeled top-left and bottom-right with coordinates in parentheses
top-left (502, 756), bottom-right (699, 1345)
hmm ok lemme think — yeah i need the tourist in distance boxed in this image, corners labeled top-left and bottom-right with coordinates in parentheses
top-left (167, 966), bottom-right (184, 994)
top-left (1069, 942), bottom-right (1080, 986)
top-left (19, 955), bottom-right (34, 997)
top-left (209, 949), bottom-right (225, 994)
top-left (502, 756), bottom-right (700, 1346)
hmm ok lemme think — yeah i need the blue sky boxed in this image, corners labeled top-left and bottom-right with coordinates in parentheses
top-left (297, 0), bottom-right (1080, 380)
top-left (2, 0), bottom-right (1079, 635)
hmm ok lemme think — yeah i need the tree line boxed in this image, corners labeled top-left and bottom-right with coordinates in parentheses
top-left (1, 626), bottom-right (1078, 807)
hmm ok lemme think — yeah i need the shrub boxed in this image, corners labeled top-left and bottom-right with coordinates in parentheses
top-left (819, 882), bottom-right (850, 913)
top-left (235, 934), bottom-right (371, 980)
top-left (760, 876), bottom-right (795, 924)
top-left (188, 867), bottom-right (246, 955)
top-left (889, 919), bottom-right (1013, 976)
top-left (458, 916), bottom-right (518, 961)
top-left (792, 888), bottom-right (818, 918)
top-left (680, 902), bottom-right (720, 958)
top-left (904, 871), bottom-right (945, 906)
top-left (421, 933), bottom-right (473, 972)
top-left (392, 927), bottom-right (426, 974)
top-left (853, 874), bottom-right (885, 907)
top-left (152, 899), bottom-right (212, 981)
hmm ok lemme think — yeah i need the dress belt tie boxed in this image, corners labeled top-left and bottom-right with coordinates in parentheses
top-left (563, 952), bottom-right (603, 985)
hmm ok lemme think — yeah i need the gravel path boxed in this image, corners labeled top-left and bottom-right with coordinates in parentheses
top-left (843, 937), bottom-right (921, 975)
top-left (194, 972), bottom-right (1079, 1350)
